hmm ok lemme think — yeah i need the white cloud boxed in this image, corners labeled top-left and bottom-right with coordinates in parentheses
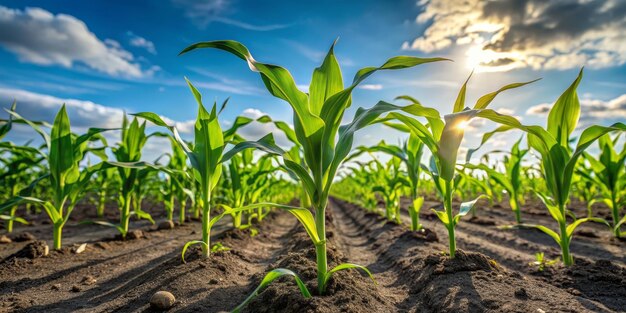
top-left (404, 0), bottom-right (626, 72)
top-left (526, 103), bottom-right (551, 116)
top-left (0, 88), bottom-right (194, 135)
top-left (359, 84), bottom-right (383, 90)
top-left (0, 6), bottom-right (155, 77)
top-left (527, 94), bottom-right (626, 124)
top-left (127, 32), bottom-right (156, 54)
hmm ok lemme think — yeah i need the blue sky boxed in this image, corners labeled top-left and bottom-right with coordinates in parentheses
top-left (0, 0), bottom-right (625, 160)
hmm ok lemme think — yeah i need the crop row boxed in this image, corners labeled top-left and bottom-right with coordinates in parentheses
top-left (1, 40), bottom-right (624, 311)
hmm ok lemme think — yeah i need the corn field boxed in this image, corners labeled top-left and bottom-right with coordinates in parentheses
top-left (0, 40), bottom-right (625, 313)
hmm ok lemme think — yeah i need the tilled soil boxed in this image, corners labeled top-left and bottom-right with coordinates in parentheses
top-left (0, 198), bottom-right (624, 312)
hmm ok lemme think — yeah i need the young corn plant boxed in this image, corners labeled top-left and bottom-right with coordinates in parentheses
top-left (579, 134), bottom-right (626, 237)
top-left (0, 142), bottom-right (45, 231)
top-left (385, 73), bottom-right (538, 258)
top-left (1, 105), bottom-right (111, 249)
top-left (354, 136), bottom-right (426, 230)
top-left (135, 79), bottom-right (264, 259)
top-left (369, 156), bottom-right (409, 224)
top-left (97, 116), bottom-right (159, 238)
top-left (180, 39), bottom-right (447, 304)
top-left (480, 69), bottom-right (625, 265)
top-left (465, 137), bottom-right (529, 224)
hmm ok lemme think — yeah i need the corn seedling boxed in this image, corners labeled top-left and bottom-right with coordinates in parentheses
top-left (1, 105), bottom-right (111, 249)
top-left (385, 72), bottom-right (538, 258)
top-left (478, 69), bottom-right (625, 265)
top-left (465, 137), bottom-right (529, 224)
top-left (579, 134), bottom-right (626, 237)
top-left (180, 39), bottom-right (446, 305)
top-left (134, 80), bottom-right (266, 259)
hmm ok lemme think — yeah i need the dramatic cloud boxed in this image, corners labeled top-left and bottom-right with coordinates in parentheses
top-left (172, 0), bottom-right (291, 31)
top-left (404, 0), bottom-right (626, 72)
top-left (527, 94), bottom-right (626, 124)
top-left (127, 32), bottom-right (156, 54)
top-left (0, 6), bottom-right (155, 77)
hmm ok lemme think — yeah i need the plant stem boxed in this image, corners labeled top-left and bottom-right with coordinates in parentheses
top-left (120, 195), bottom-right (131, 239)
top-left (444, 180), bottom-right (456, 258)
top-left (53, 222), bottom-right (62, 250)
top-left (201, 188), bottom-right (211, 258)
top-left (315, 200), bottom-right (328, 295)
top-left (611, 191), bottom-right (620, 238)
top-left (179, 200), bottom-right (186, 224)
top-left (558, 203), bottom-right (573, 266)
top-left (7, 206), bottom-right (17, 233)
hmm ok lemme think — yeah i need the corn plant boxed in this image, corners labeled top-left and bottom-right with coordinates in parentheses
top-left (465, 138), bottom-right (529, 224)
top-left (135, 79), bottom-right (265, 259)
top-left (481, 69), bottom-right (625, 265)
top-left (179, 39), bottom-right (446, 303)
top-left (385, 72), bottom-right (538, 258)
top-left (1, 105), bottom-right (111, 249)
top-left (354, 136), bottom-right (426, 230)
top-left (0, 142), bottom-right (45, 231)
top-left (579, 135), bottom-right (626, 237)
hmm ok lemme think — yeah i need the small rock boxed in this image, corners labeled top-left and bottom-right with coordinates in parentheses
top-left (11, 232), bottom-right (36, 242)
top-left (126, 230), bottom-right (144, 240)
top-left (567, 288), bottom-right (582, 296)
top-left (514, 287), bottom-right (528, 299)
top-left (209, 278), bottom-right (219, 285)
top-left (51, 284), bottom-right (61, 290)
top-left (157, 220), bottom-right (175, 230)
top-left (94, 242), bottom-right (111, 250)
top-left (0, 235), bottom-right (11, 244)
top-left (150, 291), bottom-right (175, 310)
top-left (71, 285), bottom-right (81, 292)
top-left (73, 243), bottom-right (87, 254)
top-left (81, 275), bottom-right (97, 285)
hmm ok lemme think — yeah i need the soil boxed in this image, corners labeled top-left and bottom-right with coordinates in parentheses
top-left (0, 196), bottom-right (624, 312)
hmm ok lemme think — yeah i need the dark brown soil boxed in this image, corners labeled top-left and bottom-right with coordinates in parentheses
top-left (0, 196), bottom-right (624, 312)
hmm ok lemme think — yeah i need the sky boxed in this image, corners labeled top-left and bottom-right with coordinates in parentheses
top-left (0, 0), bottom-right (625, 161)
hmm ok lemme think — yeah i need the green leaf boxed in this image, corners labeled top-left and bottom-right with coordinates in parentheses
top-left (232, 268), bottom-right (311, 313)
top-left (457, 194), bottom-right (489, 219)
top-left (432, 209), bottom-right (449, 225)
top-left (181, 240), bottom-right (209, 263)
top-left (473, 79), bottom-right (540, 110)
top-left (566, 217), bottom-right (610, 238)
top-left (324, 263), bottom-right (376, 287)
top-left (521, 224), bottom-right (561, 246)
top-left (453, 70), bottom-right (473, 113)
top-left (180, 40), bottom-right (324, 137)
top-left (309, 39), bottom-right (343, 115)
top-left (547, 68), bottom-right (582, 146)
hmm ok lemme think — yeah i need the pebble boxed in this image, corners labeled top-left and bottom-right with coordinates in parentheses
top-left (71, 285), bottom-right (81, 292)
top-left (0, 235), bottom-right (11, 244)
top-left (157, 220), bottom-right (175, 230)
top-left (73, 243), bottom-right (87, 254)
top-left (127, 230), bottom-right (145, 240)
top-left (51, 284), bottom-right (61, 290)
top-left (209, 278), bottom-right (219, 285)
top-left (150, 291), bottom-right (175, 310)
top-left (81, 275), bottom-right (97, 285)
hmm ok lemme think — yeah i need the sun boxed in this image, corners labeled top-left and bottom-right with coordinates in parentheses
top-left (456, 119), bottom-right (471, 130)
